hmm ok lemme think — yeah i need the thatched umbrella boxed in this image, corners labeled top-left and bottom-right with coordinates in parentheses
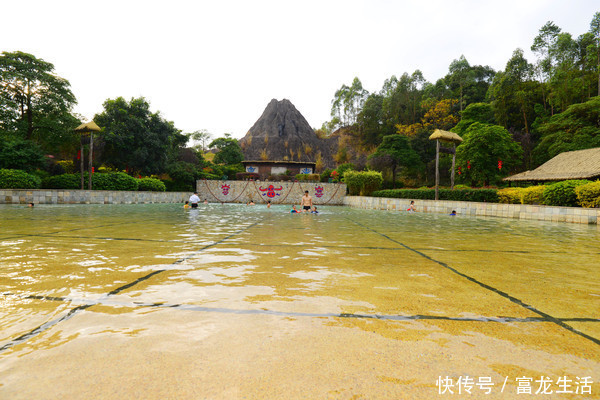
top-left (429, 129), bottom-right (463, 200)
top-left (75, 121), bottom-right (101, 190)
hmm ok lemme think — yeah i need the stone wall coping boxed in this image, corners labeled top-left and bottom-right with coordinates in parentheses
top-left (0, 189), bottom-right (190, 205)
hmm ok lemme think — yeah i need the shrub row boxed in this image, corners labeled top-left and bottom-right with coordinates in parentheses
top-left (498, 180), bottom-right (594, 207)
top-left (371, 188), bottom-right (499, 203)
top-left (575, 181), bottom-right (600, 208)
top-left (41, 173), bottom-right (166, 191)
top-left (344, 171), bottom-right (383, 196)
top-left (0, 169), bottom-right (41, 189)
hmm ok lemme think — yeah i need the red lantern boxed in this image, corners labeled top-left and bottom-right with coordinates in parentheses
top-left (498, 160), bottom-right (503, 170)
top-left (467, 160), bottom-right (471, 170)
top-left (77, 150), bottom-right (81, 160)
top-left (457, 166), bottom-right (462, 175)
top-left (92, 167), bottom-right (95, 173)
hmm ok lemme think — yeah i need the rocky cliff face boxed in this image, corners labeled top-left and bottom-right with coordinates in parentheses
top-left (239, 99), bottom-right (336, 168)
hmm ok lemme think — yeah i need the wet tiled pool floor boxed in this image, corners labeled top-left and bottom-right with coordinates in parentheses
top-left (1, 203), bottom-right (599, 399)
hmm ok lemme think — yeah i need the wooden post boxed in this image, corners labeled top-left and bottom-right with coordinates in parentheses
top-left (435, 139), bottom-right (440, 200)
top-left (450, 143), bottom-right (456, 190)
top-left (80, 141), bottom-right (84, 190)
top-left (88, 132), bottom-right (93, 190)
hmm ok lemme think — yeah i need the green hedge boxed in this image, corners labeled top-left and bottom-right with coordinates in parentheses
top-left (542, 180), bottom-right (590, 207)
top-left (137, 177), bottom-right (166, 192)
top-left (344, 170), bottom-right (383, 196)
top-left (520, 186), bottom-right (545, 205)
top-left (41, 172), bottom-right (139, 191)
top-left (574, 181), bottom-right (600, 208)
top-left (0, 169), bottom-right (41, 189)
top-left (371, 188), bottom-right (499, 202)
top-left (42, 173), bottom-right (80, 189)
top-left (92, 172), bottom-right (138, 191)
top-left (497, 188), bottom-right (522, 204)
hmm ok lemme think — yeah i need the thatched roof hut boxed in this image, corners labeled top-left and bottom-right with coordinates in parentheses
top-left (504, 147), bottom-right (600, 182)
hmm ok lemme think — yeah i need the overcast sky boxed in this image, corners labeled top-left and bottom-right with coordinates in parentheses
top-left (2, 1), bottom-right (598, 139)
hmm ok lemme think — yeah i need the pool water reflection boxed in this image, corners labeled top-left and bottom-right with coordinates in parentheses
top-left (0, 203), bottom-right (599, 399)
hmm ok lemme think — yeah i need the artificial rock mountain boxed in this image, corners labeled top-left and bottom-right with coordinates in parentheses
top-left (239, 99), bottom-right (336, 169)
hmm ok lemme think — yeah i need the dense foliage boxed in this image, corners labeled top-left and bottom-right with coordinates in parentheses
top-left (42, 173), bottom-right (80, 189)
top-left (210, 135), bottom-right (244, 165)
top-left (368, 135), bottom-right (421, 186)
top-left (455, 123), bottom-right (523, 186)
top-left (0, 137), bottom-right (46, 171)
top-left (0, 168), bottom-right (41, 189)
top-left (575, 181), bottom-right (600, 208)
top-left (320, 13), bottom-right (600, 187)
top-left (542, 180), bottom-right (591, 206)
top-left (533, 97), bottom-right (600, 165)
top-left (91, 172), bottom-right (139, 191)
top-left (344, 171), bottom-right (383, 196)
top-left (498, 186), bottom-right (546, 204)
top-left (94, 97), bottom-right (187, 176)
top-left (137, 177), bottom-right (166, 192)
top-left (0, 51), bottom-right (80, 156)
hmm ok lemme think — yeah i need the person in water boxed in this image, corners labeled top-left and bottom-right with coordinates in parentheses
top-left (450, 210), bottom-right (457, 216)
top-left (267, 200), bottom-right (271, 208)
top-left (290, 205), bottom-right (300, 213)
top-left (301, 190), bottom-right (313, 212)
top-left (311, 206), bottom-right (318, 214)
top-left (189, 192), bottom-right (200, 208)
top-left (184, 201), bottom-right (190, 209)
top-left (407, 201), bottom-right (416, 212)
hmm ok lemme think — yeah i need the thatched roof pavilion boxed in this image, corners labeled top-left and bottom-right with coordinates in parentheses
top-left (75, 121), bottom-right (101, 133)
top-left (504, 147), bottom-right (600, 182)
top-left (428, 129), bottom-right (463, 144)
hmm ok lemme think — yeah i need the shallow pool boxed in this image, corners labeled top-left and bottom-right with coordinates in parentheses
top-left (1, 203), bottom-right (599, 398)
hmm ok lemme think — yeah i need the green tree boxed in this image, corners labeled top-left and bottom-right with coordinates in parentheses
top-left (210, 134), bottom-right (244, 165)
top-left (367, 134), bottom-right (422, 187)
top-left (0, 136), bottom-right (45, 171)
top-left (447, 55), bottom-right (472, 113)
top-left (94, 97), bottom-right (186, 175)
top-left (532, 96), bottom-right (600, 165)
top-left (190, 129), bottom-right (212, 152)
top-left (330, 77), bottom-right (369, 128)
top-left (589, 12), bottom-right (600, 95)
top-left (456, 123), bottom-right (523, 186)
top-left (452, 103), bottom-right (495, 135)
top-left (0, 51), bottom-right (79, 154)
top-left (358, 93), bottom-right (385, 146)
top-left (531, 21), bottom-right (562, 111)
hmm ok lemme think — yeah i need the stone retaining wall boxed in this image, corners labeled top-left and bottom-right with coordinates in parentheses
top-left (196, 180), bottom-right (346, 205)
top-left (344, 196), bottom-right (600, 225)
top-left (0, 189), bottom-right (189, 205)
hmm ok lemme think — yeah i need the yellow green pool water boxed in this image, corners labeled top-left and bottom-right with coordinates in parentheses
top-left (0, 203), bottom-right (599, 399)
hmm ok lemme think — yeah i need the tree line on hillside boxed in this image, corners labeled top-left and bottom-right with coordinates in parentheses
top-left (0, 52), bottom-right (243, 191)
top-left (322, 13), bottom-right (600, 187)
top-left (2, 13), bottom-right (600, 191)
